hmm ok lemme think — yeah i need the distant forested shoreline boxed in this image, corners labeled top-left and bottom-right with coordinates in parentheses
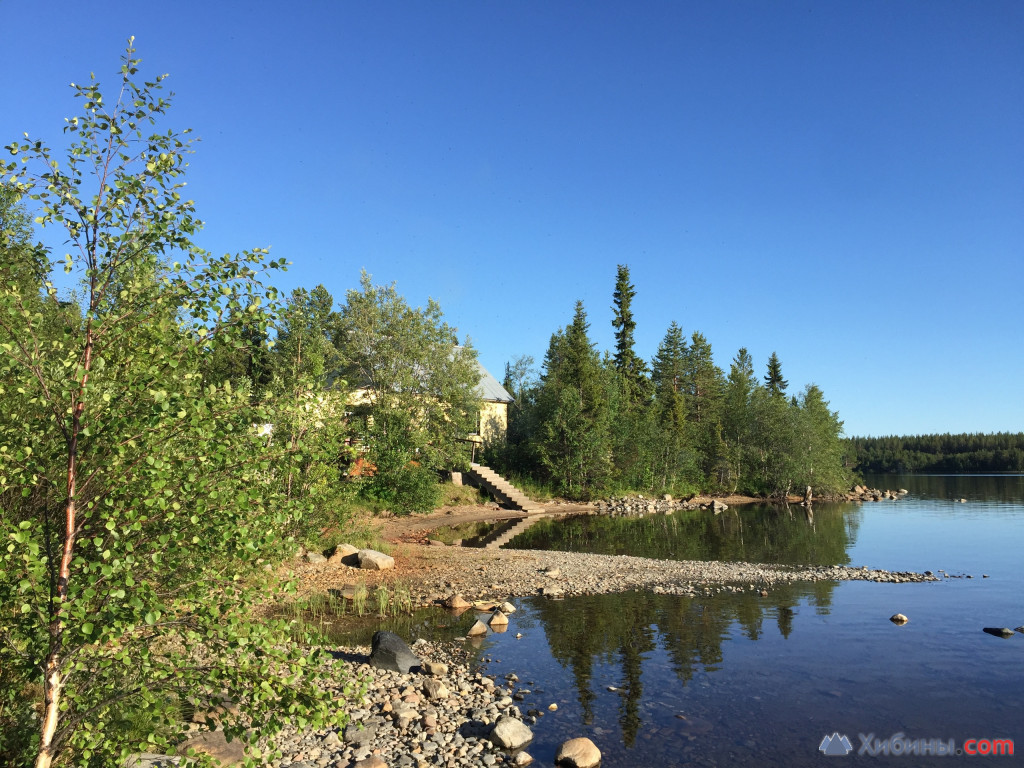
top-left (847, 433), bottom-right (1024, 473)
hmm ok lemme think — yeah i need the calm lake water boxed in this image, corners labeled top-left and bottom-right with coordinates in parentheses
top-left (333, 475), bottom-right (1024, 766)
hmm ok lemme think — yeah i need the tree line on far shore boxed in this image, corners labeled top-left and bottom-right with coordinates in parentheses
top-left (847, 432), bottom-right (1024, 474)
top-left (487, 265), bottom-right (850, 500)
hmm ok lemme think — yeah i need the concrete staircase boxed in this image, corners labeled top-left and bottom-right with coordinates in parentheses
top-left (466, 463), bottom-right (545, 515)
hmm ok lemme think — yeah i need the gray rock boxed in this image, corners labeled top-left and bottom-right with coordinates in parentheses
top-left (322, 730), bottom-right (341, 748)
top-left (422, 678), bottom-right (450, 700)
top-left (983, 627), bottom-right (1015, 638)
top-left (890, 613), bottom-right (909, 624)
top-left (445, 593), bottom-right (472, 609)
top-left (359, 549), bottom-right (395, 570)
top-left (556, 737), bottom-right (602, 768)
top-left (305, 551), bottom-right (327, 564)
top-left (423, 660), bottom-right (449, 676)
top-left (370, 630), bottom-right (420, 673)
top-left (489, 715), bottom-right (534, 750)
top-left (467, 620), bottom-right (489, 637)
top-left (327, 543), bottom-right (360, 566)
top-left (344, 721), bottom-right (378, 746)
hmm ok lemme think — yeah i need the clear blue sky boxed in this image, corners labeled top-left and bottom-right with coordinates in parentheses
top-left (3, 1), bottom-right (1022, 437)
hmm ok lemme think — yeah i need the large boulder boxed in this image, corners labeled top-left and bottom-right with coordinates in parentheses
top-left (359, 549), bottom-right (395, 570)
top-left (490, 716), bottom-right (534, 750)
top-left (556, 737), bottom-right (602, 767)
top-left (369, 631), bottom-right (420, 673)
top-left (327, 543), bottom-right (360, 566)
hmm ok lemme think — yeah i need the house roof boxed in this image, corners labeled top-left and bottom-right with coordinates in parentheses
top-left (476, 360), bottom-right (513, 403)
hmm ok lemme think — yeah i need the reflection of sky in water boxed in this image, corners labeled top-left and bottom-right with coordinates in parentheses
top-left (326, 475), bottom-right (1024, 767)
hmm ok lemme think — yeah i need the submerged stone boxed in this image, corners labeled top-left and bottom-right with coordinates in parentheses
top-left (556, 737), bottom-right (601, 768)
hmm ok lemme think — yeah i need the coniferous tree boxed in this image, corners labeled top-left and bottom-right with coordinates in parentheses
top-left (764, 351), bottom-right (788, 396)
top-left (491, 355), bottom-right (540, 476)
top-left (650, 322), bottom-right (690, 489)
top-left (536, 301), bottom-right (612, 497)
top-left (610, 264), bottom-right (648, 403)
top-left (722, 347), bottom-right (757, 492)
top-left (750, 383), bottom-right (798, 497)
top-left (682, 331), bottom-right (725, 482)
top-left (609, 265), bottom-right (653, 486)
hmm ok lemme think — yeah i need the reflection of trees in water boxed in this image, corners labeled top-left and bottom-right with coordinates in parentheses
top-left (514, 502), bottom-right (858, 566)
top-left (531, 583), bottom-right (836, 744)
top-left (863, 473), bottom-right (1024, 505)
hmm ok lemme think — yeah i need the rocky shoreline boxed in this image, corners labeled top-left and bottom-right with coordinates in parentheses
top-left (272, 635), bottom-right (603, 768)
top-left (146, 498), bottom-right (941, 768)
top-left (292, 544), bottom-right (938, 611)
top-left (136, 636), bottom-right (590, 768)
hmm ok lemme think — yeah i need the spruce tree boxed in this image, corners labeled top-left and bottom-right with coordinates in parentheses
top-left (536, 301), bottom-right (612, 496)
top-left (609, 265), bottom-right (652, 486)
top-left (610, 264), bottom-right (648, 403)
top-left (682, 332), bottom-right (725, 483)
top-left (722, 347), bottom-right (757, 491)
top-left (764, 351), bottom-right (788, 396)
top-left (650, 322), bottom-right (690, 489)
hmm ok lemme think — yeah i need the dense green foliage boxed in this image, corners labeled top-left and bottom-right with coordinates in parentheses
top-left (336, 272), bottom-right (481, 512)
top-left (848, 432), bottom-right (1024, 473)
top-left (490, 268), bottom-right (849, 499)
top-left (0, 44), bottom-right (356, 768)
top-left (203, 270), bottom-right (483, 517)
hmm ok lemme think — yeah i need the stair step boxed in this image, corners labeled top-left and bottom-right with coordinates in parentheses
top-left (466, 464), bottom-right (542, 518)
